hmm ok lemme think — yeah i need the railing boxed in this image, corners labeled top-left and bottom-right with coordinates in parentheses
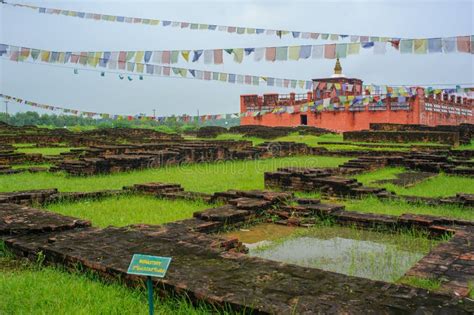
top-left (424, 103), bottom-right (473, 116)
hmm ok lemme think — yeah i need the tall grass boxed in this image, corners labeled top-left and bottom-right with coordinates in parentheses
top-left (354, 168), bottom-right (474, 197)
top-left (0, 156), bottom-right (349, 193)
top-left (343, 196), bottom-right (474, 221)
top-left (0, 254), bottom-right (234, 315)
top-left (45, 195), bottom-right (210, 228)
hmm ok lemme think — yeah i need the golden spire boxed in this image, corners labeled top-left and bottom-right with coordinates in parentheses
top-left (334, 57), bottom-right (342, 75)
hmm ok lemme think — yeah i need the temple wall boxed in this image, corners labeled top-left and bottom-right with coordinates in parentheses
top-left (241, 98), bottom-right (473, 132)
top-left (241, 108), bottom-right (422, 132)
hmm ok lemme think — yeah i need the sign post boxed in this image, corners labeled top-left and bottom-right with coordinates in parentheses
top-left (127, 254), bottom-right (172, 315)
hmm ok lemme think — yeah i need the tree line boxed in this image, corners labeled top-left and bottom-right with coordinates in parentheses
top-left (0, 111), bottom-right (239, 132)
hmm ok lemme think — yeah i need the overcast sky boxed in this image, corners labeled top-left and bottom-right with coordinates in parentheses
top-left (1, 0), bottom-right (473, 116)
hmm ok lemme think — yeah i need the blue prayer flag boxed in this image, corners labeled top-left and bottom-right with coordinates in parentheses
top-left (362, 42), bottom-right (374, 49)
top-left (144, 51), bottom-right (152, 63)
top-left (244, 48), bottom-right (255, 55)
top-left (428, 38), bottom-right (442, 53)
top-left (192, 50), bottom-right (203, 62)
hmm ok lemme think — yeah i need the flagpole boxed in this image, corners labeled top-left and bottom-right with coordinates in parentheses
top-left (4, 100), bottom-right (8, 124)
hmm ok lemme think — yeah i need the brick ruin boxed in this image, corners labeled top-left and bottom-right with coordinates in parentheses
top-left (1, 121), bottom-right (473, 176)
top-left (1, 182), bottom-right (474, 313)
top-left (343, 123), bottom-right (474, 146)
top-left (0, 122), bottom-right (182, 146)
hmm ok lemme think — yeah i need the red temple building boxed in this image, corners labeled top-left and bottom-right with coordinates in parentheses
top-left (240, 59), bottom-right (474, 131)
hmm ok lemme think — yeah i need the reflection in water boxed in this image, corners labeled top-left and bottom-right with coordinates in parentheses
top-left (221, 223), bottom-right (433, 282)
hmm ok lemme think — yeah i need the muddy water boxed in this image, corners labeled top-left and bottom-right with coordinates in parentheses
top-left (221, 223), bottom-right (299, 246)
top-left (221, 223), bottom-right (433, 282)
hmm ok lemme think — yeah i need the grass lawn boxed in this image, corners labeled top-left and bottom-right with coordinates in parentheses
top-left (209, 133), bottom-right (437, 151)
top-left (343, 196), bottom-right (474, 221)
top-left (295, 190), bottom-right (474, 221)
top-left (210, 133), bottom-right (343, 147)
top-left (12, 163), bottom-right (53, 169)
top-left (45, 195), bottom-right (210, 228)
top-left (16, 147), bottom-right (77, 155)
top-left (455, 140), bottom-right (474, 150)
top-left (0, 156), bottom-right (349, 193)
top-left (11, 143), bottom-right (36, 148)
top-left (354, 167), bottom-right (474, 197)
top-left (0, 255), bottom-right (228, 315)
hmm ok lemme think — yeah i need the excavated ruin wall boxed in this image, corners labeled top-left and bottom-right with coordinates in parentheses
top-left (343, 130), bottom-right (460, 145)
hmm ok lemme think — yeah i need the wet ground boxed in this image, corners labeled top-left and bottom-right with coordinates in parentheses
top-left (221, 223), bottom-right (437, 282)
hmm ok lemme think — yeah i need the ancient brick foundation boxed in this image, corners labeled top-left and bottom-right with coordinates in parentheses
top-left (1, 184), bottom-right (474, 313)
top-left (343, 130), bottom-right (460, 145)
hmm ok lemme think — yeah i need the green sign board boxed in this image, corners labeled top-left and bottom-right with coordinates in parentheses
top-left (127, 254), bottom-right (171, 278)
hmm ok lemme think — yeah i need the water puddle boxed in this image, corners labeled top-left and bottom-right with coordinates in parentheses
top-left (221, 223), bottom-right (437, 282)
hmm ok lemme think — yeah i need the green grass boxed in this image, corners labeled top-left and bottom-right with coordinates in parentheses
top-left (398, 276), bottom-right (442, 291)
top-left (273, 133), bottom-right (343, 147)
top-left (16, 147), bottom-right (77, 155)
top-left (354, 167), bottom-right (474, 197)
top-left (206, 133), bottom-right (344, 147)
top-left (0, 156), bottom-right (349, 193)
top-left (354, 167), bottom-right (405, 184)
top-left (343, 196), bottom-right (474, 221)
top-left (45, 195), bottom-right (210, 228)
top-left (211, 133), bottom-right (266, 145)
top-left (12, 163), bottom-right (53, 169)
top-left (455, 140), bottom-right (474, 150)
top-left (210, 133), bottom-right (420, 151)
top-left (12, 143), bottom-right (36, 148)
top-left (0, 255), bottom-right (231, 315)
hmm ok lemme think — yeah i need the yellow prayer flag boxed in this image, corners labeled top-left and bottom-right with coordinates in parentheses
top-left (91, 52), bottom-right (101, 67)
top-left (246, 28), bottom-right (256, 34)
top-left (179, 68), bottom-right (187, 77)
top-left (58, 52), bottom-right (65, 63)
top-left (150, 19), bottom-right (160, 25)
top-left (233, 48), bottom-right (244, 63)
top-left (181, 50), bottom-right (190, 61)
top-left (136, 63), bottom-right (144, 73)
top-left (288, 46), bottom-right (300, 60)
top-left (40, 50), bottom-right (51, 62)
top-left (219, 73), bottom-right (227, 81)
top-left (348, 43), bottom-right (360, 55)
top-left (135, 51), bottom-right (145, 63)
top-left (298, 80), bottom-right (305, 88)
top-left (414, 39), bottom-right (427, 54)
